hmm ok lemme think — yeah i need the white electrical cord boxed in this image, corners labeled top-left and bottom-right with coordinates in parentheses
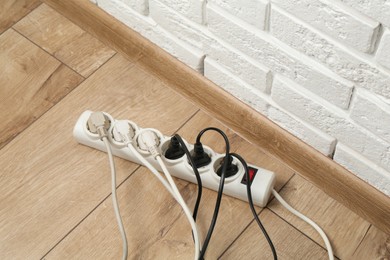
top-left (125, 143), bottom-right (176, 199)
top-left (114, 123), bottom-right (200, 260)
top-left (127, 144), bottom-right (201, 260)
top-left (156, 156), bottom-right (200, 260)
top-left (102, 137), bottom-right (128, 260)
top-left (271, 189), bottom-right (334, 260)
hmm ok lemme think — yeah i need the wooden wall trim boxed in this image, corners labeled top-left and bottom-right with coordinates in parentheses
top-left (42, 0), bottom-right (390, 233)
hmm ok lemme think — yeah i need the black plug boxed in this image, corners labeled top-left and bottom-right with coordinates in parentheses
top-left (191, 142), bottom-right (211, 168)
top-left (217, 155), bottom-right (238, 178)
top-left (165, 136), bottom-right (185, 160)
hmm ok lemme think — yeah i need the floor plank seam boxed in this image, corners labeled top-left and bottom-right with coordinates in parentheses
top-left (351, 224), bottom-right (371, 256)
top-left (266, 173), bottom-right (296, 206)
top-left (40, 163), bottom-right (142, 259)
top-left (173, 109), bottom-right (201, 135)
top-left (217, 205), bottom-right (270, 259)
top-left (11, 26), bottom-right (89, 78)
top-left (0, 1), bottom-right (43, 37)
top-left (267, 206), bottom-right (336, 258)
top-left (275, 173), bottom-right (296, 193)
top-left (0, 54), bottom-right (123, 152)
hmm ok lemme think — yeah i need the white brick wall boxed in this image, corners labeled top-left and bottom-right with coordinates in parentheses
top-left (157, 0), bottom-right (205, 24)
top-left (95, 0), bottom-right (390, 196)
top-left (270, 5), bottom-right (390, 100)
top-left (204, 37), bottom-right (272, 93)
top-left (204, 57), bottom-right (269, 114)
top-left (340, 0), bottom-right (390, 28)
top-left (334, 144), bottom-right (390, 196)
top-left (209, 0), bottom-right (269, 30)
top-left (271, 75), bottom-right (390, 173)
top-left (207, 4), bottom-right (354, 109)
top-left (268, 106), bottom-right (337, 156)
top-left (376, 29), bottom-right (390, 70)
top-left (205, 58), bottom-right (337, 156)
top-left (271, 0), bottom-right (380, 53)
top-left (119, 0), bottom-right (149, 15)
top-left (350, 89), bottom-right (390, 141)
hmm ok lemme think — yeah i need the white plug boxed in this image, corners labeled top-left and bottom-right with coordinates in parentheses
top-left (135, 129), bottom-right (161, 158)
top-left (87, 112), bottom-right (111, 139)
top-left (112, 120), bottom-right (136, 144)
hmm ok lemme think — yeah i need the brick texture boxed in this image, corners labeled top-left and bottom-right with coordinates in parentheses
top-left (376, 29), bottom-right (390, 70)
top-left (119, 0), bottom-right (149, 15)
top-left (268, 106), bottom-right (337, 156)
top-left (207, 3), bottom-right (354, 109)
top-left (204, 57), bottom-right (269, 114)
top-left (340, 0), bottom-right (390, 28)
top-left (350, 89), bottom-right (390, 141)
top-left (271, 75), bottom-right (390, 173)
top-left (149, 0), bottom-right (211, 50)
top-left (334, 144), bottom-right (390, 196)
top-left (270, 5), bottom-right (390, 100)
top-left (204, 37), bottom-right (272, 93)
top-left (271, 0), bottom-right (380, 53)
top-left (157, 0), bottom-right (205, 24)
top-left (209, 0), bottom-right (269, 29)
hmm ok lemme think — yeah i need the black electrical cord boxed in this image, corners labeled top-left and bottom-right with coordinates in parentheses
top-left (196, 127), bottom-right (230, 260)
top-left (230, 153), bottom-right (278, 260)
top-left (174, 134), bottom-right (203, 221)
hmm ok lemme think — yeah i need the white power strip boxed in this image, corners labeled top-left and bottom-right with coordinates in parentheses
top-left (73, 110), bottom-right (275, 207)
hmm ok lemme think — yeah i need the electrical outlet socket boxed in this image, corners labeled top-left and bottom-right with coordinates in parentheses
top-left (73, 110), bottom-right (276, 207)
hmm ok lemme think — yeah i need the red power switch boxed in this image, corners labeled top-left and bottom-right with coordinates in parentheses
top-left (241, 167), bottom-right (258, 186)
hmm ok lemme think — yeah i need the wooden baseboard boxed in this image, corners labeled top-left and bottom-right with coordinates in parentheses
top-left (42, 0), bottom-right (390, 233)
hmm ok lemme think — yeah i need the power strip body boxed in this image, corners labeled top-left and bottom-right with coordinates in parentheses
top-left (74, 111), bottom-right (275, 207)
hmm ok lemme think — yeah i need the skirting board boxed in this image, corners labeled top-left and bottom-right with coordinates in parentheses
top-left (42, 0), bottom-right (390, 233)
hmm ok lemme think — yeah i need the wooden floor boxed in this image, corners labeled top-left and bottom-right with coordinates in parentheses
top-left (0, 2), bottom-right (388, 260)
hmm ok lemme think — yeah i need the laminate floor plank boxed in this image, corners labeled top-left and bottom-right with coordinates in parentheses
top-left (44, 167), bottom-right (207, 259)
top-left (0, 0), bottom-right (40, 34)
top-left (0, 28), bottom-right (83, 150)
top-left (220, 209), bottom-right (329, 260)
top-left (0, 54), bottom-right (198, 259)
top-left (14, 4), bottom-right (116, 77)
top-left (350, 225), bottom-right (390, 260)
top-left (268, 174), bottom-right (372, 260)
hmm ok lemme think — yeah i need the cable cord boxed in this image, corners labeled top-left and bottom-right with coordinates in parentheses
top-left (271, 189), bottom-right (334, 260)
top-left (230, 153), bottom-right (277, 260)
top-left (174, 134), bottom-right (203, 221)
top-left (102, 137), bottom-right (128, 260)
top-left (125, 142), bottom-right (176, 199)
top-left (156, 156), bottom-right (201, 260)
top-left (119, 127), bottom-right (200, 260)
top-left (196, 127), bottom-right (230, 260)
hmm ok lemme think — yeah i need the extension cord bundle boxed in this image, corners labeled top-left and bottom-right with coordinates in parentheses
top-left (76, 111), bottom-right (334, 260)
